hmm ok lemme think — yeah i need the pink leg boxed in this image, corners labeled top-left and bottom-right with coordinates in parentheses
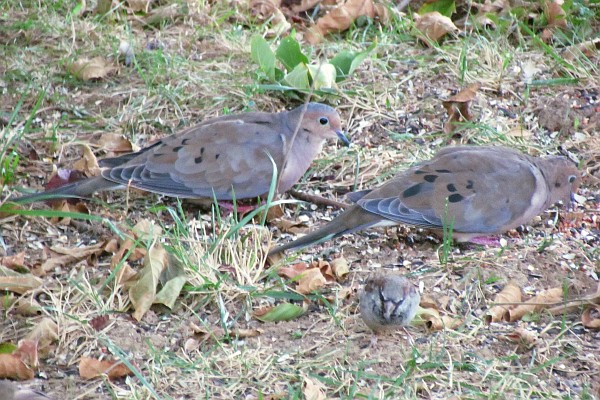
top-left (217, 201), bottom-right (258, 214)
top-left (468, 236), bottom-right (502, 247)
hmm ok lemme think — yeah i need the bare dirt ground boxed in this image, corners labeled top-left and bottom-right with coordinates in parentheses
top-left (1, 1), bottom-right (599, 399)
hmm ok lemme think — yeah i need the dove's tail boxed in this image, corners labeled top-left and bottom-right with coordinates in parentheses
top-left (6, 176), bottom-right (119, 204)
top-left (268, 206), bottom-right (383, 255)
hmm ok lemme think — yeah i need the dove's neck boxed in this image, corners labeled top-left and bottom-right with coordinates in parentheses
top-left (278, 130), bottom-right (325, 193)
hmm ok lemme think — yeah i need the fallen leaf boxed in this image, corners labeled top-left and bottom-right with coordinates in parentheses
top-left (68, 57), bottom-right (114, 81)
top-left (305, 0), bottom-right (387, 44)
top-left (303, 376), bottom-right (326, 400)
top-left (71, 144), bottom-right (101, 177)
top-left (504, 326), bottom-right (538, 350)
top-left (330, 257), bottom-right (349, 279)
top-left (297, 267), bottom-right (327, 294)
top-left (97, 131), bottom-right (133, 155)
top-left (414, 12), bottom-right (458, 43)
top-left (0, 252), bottom-right (26, 270)
top-left (508, 287), bottom-right (564, 322)
top-left (0, 340), bottom-right (38, 380)
top-left (485, 281), bottom-right (522, 323)
top-left (582, 305), bottom-right (600, 329)
top-left (442, 83), bottom-right (480, 134)
top-left (129, 244), bottom-right (168, 321)
top-left (79, 357), bottom-right (134, 380)
top-left (126, 0), bottom-right (150, 12)
top-left (24, 318), bottom-right (59, 354)
top-left (0, 266), bottom-right (43, 294)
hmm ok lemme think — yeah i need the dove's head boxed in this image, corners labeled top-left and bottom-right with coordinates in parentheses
top-left (541, 156), bottom-right (580, 206)
top-left (293, 102), bottom-right (350, 146)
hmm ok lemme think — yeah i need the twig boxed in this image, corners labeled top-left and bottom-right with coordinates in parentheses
top-left (288, 189), bottom-right (349, 209)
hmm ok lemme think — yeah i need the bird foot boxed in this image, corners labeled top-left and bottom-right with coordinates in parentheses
top-left (217, 201), bottom-right (259, 215)
top-left (468, 236), bottom-right (502, 247)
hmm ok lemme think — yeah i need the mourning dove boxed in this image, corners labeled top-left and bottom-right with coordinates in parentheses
top-left (359, 274), bottom-right (420, 335)
top-left (270, 146), bottom-right (580, 253)
top-left (0, 381), bottom-right (52, 400)
top-left (10, 103), bottom-right (349, 203)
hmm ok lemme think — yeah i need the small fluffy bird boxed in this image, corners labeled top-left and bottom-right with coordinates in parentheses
top-left (9, 103), bottom-right (349, 204)
top-left (359, 274), bottom-right (421, 335)
top-left (270, 146), bottom-right (580, 253)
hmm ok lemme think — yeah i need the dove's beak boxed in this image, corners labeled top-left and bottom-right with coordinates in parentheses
top-left (336, 130), bottom-right (351, 147)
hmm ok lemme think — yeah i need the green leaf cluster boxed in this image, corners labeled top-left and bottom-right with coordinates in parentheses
top-left (250, 34), bottom-right (375, 95)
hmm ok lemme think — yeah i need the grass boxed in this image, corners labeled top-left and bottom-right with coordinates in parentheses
top-left (0, 0), bottom-right (599, 399)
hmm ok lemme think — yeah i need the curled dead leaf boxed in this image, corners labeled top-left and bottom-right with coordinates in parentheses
top-left (97, 133), bottom-right (136, 154)
top-left (303, 376), bottom-right (326, 400)
top-left (414, 12), bottom-right (458, 43)
top-left (330, 257), bottom-right (349, 280)
top-left (79, 357), bottom-right (134, 380)
top-left (24, 318), bottom-right (59, 354)
top-left (485, 281), bottom-right (522, 324)
top-left (582, 305), bottom-right (600, 329)
top-left (305, 0), bottom-right (387, 44)
top-left (504, 326), bottom-right (538, 350)
top-left (68, 57), bottom-right (114, 81)
top-left (442, 84), bottom-right (480, 134)
top-left (508, 287), bottom-right (564, 322)
top-left (0, 252), bottom-right (26, 270)
top-left (0, 265), bottom-right (43, 294)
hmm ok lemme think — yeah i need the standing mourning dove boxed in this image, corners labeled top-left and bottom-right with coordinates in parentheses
top-left (10, 103), bottom-right (349, 204)
top-left (0, 381), bottom-right (52, 400)
top-left (359, 274), bottom-right (421, 335)
top-left (270, 146), bottom-right (580, 253)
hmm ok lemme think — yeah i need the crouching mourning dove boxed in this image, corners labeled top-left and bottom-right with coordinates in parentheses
top-left (0, 381), bottom-right (52, 400)
top-left (359, 274), bottom-right (420, 346)
top-left (270, 146), bottom-right (580, 254)
top-left (9, 103), bottom-right (349, 204)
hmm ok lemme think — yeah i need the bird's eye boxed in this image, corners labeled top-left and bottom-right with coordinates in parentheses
top-left (319, 117), bottom-right (329, 125)
top-left (568, 175), bottom-right (577, 183)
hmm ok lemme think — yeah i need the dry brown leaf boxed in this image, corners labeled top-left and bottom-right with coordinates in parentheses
top-left (24, 318), bottom-right (59, 353)
top-left (72, 144), bottom-right (101, 177)
top-left (330, 257), bottom-right (349, 279)
top-left (0, 266), bottom-right (43, 294)
top-left (278, 262), bottom-right (309, 280)
top-left (296, 268), bottom-right (327, 294)
top-left (305, 0), bottom-right (387, 44)
top-left (311, 259), bottom-right (335, 283)
top-left (485, 281), bottom-right (522, 324)
top-left (508, 287), bottom-right (564, 322)
top-left (414, 12), bottom-right (458, 43)
top-left (40, 241), bottom-right (107, 273)
top-left (544, 0), bottom-right (567, 29)
top-left (302, 376), bottom-right (326, 400)
top-left (79, 357), bottom-right (134, 380)
top-left (0, 354), bottom-right (35, 380)
top-left (130, 243), bottom-right (168, 321)
top-left (504, 326), bottom-right (538, 350)
top-left (144, 4), bottom-right (184, 26)
top-left (97, 133), bottom-right (135, 154)
top-left (126, 0), bottom-right (150, 12)
top-left (0, 252), bottom-right (26, 270)
top-left (562, 38), bottom-right (600, 61)
top-left (68, 57), bottom-right (114, 81)
top-left (582, 305), bottom-right (600, 329)
top-left (442, 83), bottom-right (480, 134)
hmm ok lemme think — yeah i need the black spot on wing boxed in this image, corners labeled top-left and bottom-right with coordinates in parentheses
top-left (402, 183), bottom-right (422, 198)
top-left (466, 180), bottom-right (474, 189)
top-left (423, 175), bottom-right (437, 183)
top-left (448, 193), bottom-right (464, 203)
top-left (447, 183), bottom-right (457, 192)
top-left (195, 156), bottom-right (203, 164)
top-left (181, 138), bottom-right (190, 145)
top-left (436, 169), bottom-right (451, 173)
top-left (172, 146), bottom-right (182, 152)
